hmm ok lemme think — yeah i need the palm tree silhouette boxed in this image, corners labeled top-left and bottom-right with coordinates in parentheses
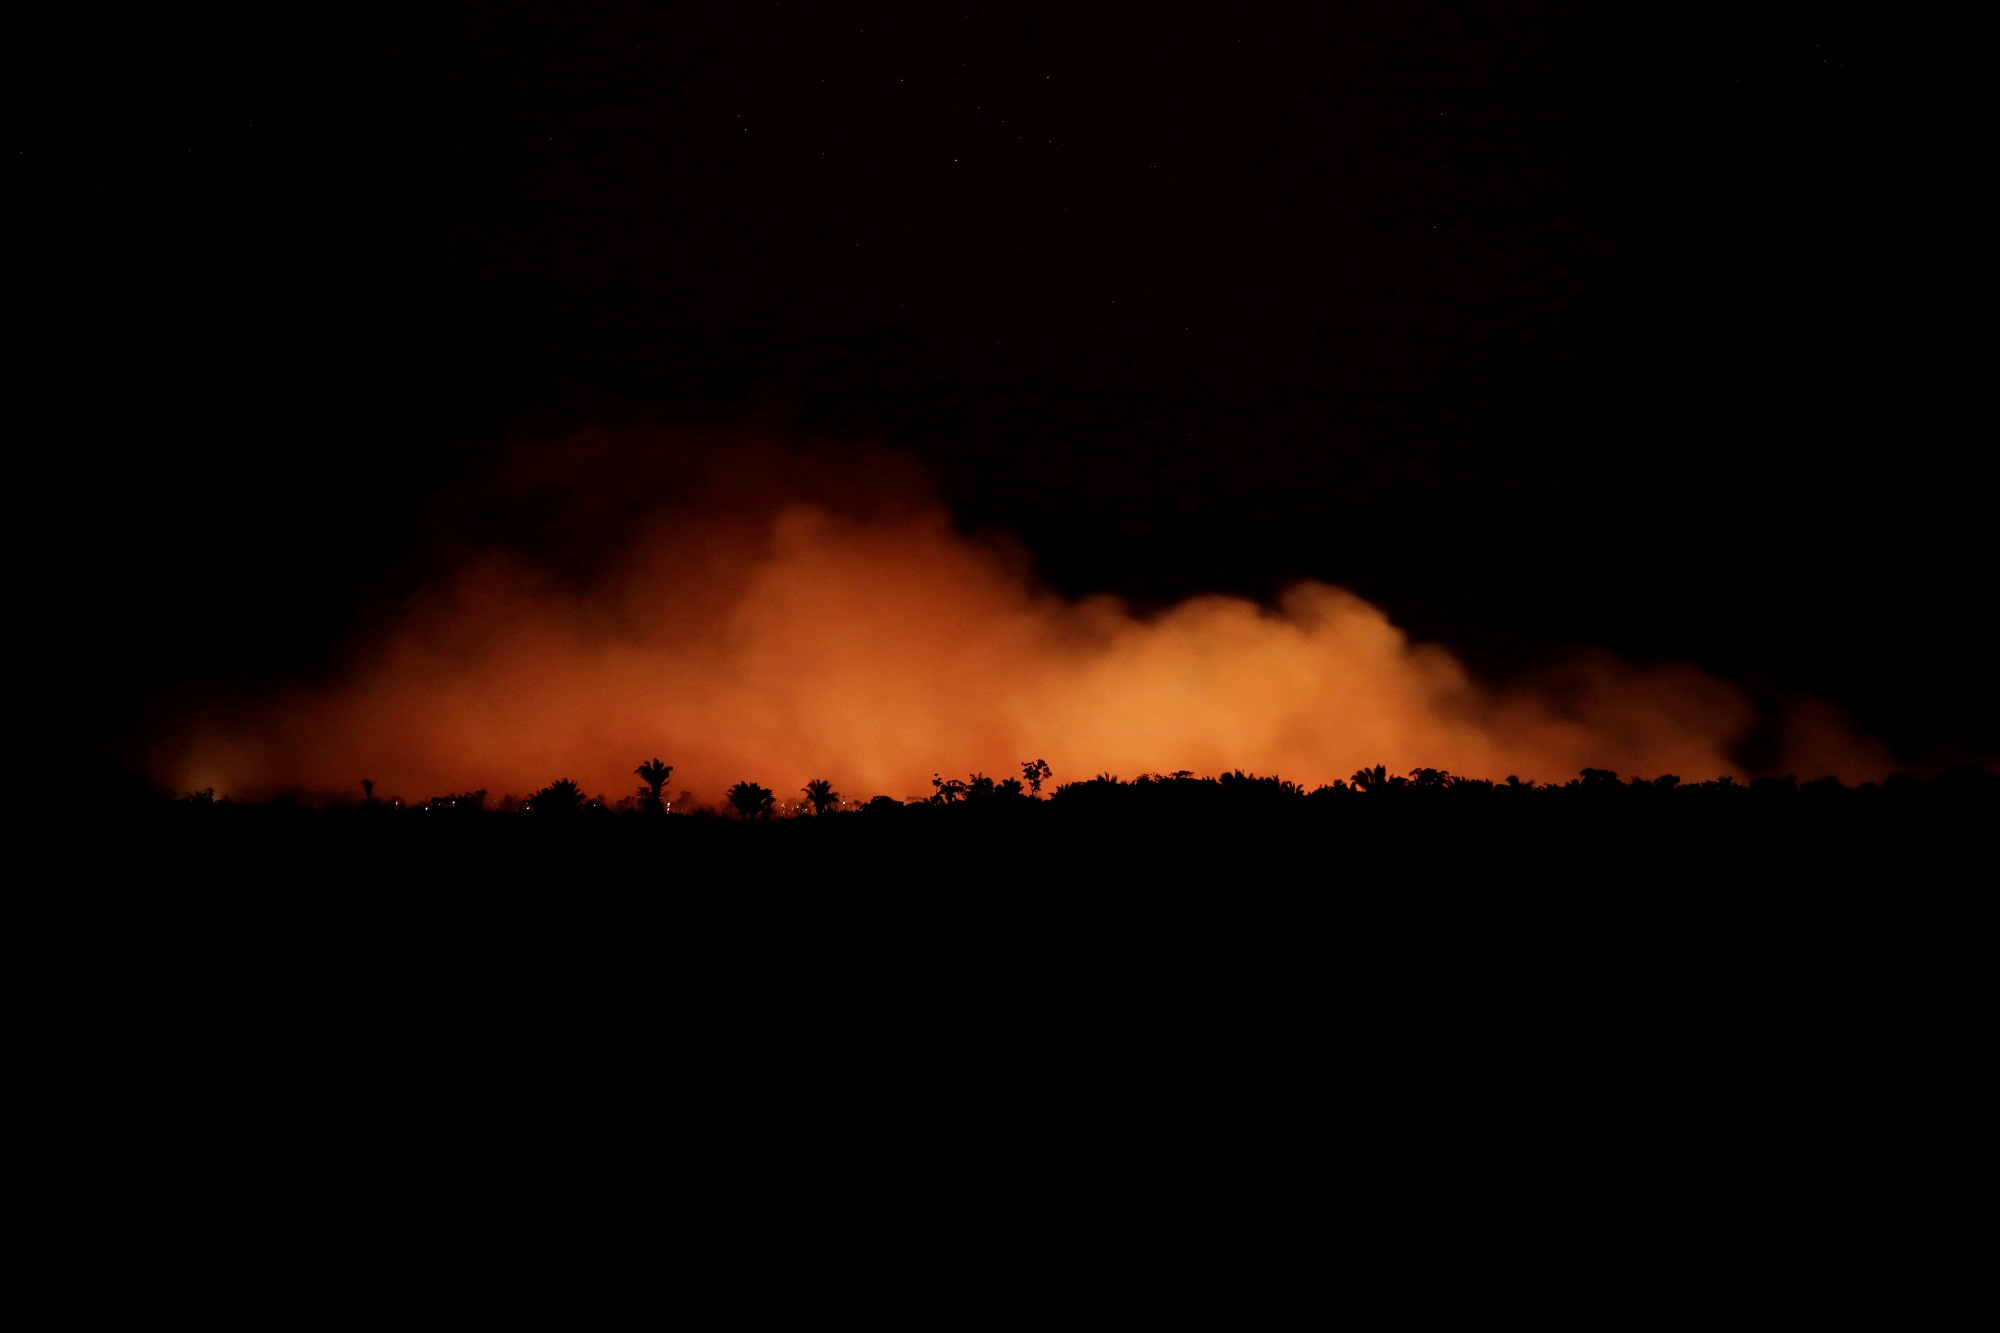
top-left (802, 778), bottom-right (840, 816)
top-left (727, 781), bottom-right (776, 820)
top-left (636, 758), bottom-right (673, 813)
top-left (531, 778), bottom-right (584, 815)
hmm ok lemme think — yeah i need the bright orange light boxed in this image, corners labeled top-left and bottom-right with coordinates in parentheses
top-left (157, 431), bottom-right (1896, 806)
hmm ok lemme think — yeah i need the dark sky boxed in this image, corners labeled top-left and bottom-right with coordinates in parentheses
top-left (39, 5), bottom-right (1991, 768)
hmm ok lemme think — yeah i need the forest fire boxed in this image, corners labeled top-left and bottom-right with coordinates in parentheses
top-left (156, 431), bottom-right (1894, 807)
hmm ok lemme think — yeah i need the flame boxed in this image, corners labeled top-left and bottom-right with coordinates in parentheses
top-left (157, 428), bottom-right (1895, 804)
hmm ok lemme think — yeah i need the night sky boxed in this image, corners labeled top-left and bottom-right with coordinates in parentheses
top-left (40, 6), bottom-right (1991, 778)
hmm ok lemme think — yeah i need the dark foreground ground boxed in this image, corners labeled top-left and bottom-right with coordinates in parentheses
top-left (27, 787), bottom-right (1993, 1311)
top-left (65, 783), bottom-right (1995, 1058)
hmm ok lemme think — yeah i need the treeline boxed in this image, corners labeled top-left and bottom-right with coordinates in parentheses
top-left (172, 759), bottom-right (1998, 820)
top-left (129, 754), bottom-right (1994, 902)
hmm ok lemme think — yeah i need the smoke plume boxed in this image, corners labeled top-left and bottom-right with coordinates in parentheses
top-left (159, 427), bottom-right (1894, 805)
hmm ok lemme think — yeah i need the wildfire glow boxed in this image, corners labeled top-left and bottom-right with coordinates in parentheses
top-left (158, 429), bottom-right (1894, 805)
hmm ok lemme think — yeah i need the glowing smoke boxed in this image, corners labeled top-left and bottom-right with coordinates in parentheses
top-left (158, 428), bottom-right (1894, 804)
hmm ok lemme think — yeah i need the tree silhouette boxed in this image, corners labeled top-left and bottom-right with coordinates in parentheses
top-left (635, 758), bottom-right (673, 814)
top-left (1021, 758), bottom-right (1052, 797)
top-left (531, 778), bottom-right (584, 815)
top-left (802, 778), bottom-right (840, 816)
top-left (727, 781), bottom-right (776, 820)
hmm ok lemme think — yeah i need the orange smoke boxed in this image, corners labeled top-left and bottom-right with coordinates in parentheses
top-left (158, 429), bottom-right (1894, 804)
